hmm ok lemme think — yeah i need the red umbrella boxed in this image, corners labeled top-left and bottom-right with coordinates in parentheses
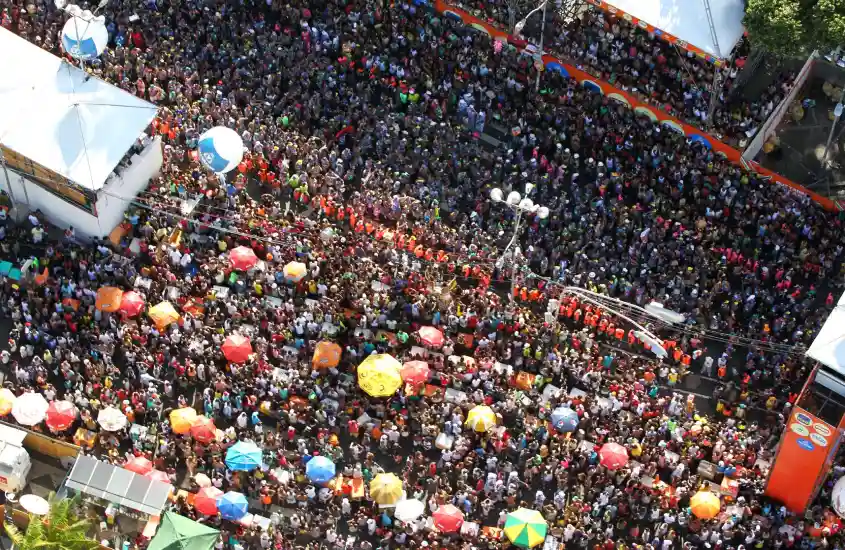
top-left (401, 361), bottom-right (430, 385)
top-left (229, 246), bottom-right (259, 271)
top-left (599, 442), bottom-right (629, 471)
top-left (124, 456), bottom-right (154, 475)
top-left (45, 400), bottom-right (77, 432)
top-left (145, 469), bottom-right (172, 485)
top-left (191, 416), bottom-right (217, 444)
top-left (222, 334), bottom-right (253, 363)
top-left (195, 487), bottom-right (223, 515)
top-left (433, 504), bottom-right (464, 533)
top-left (418, 326), bottom-right (444, 348)
top-left (120, 291), bottom-right (146, 317)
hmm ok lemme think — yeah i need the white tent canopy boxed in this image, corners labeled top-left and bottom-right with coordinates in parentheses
top-left (598, 0), bottom-right (745, 59)
top-left (807, 290), bottom-right (845, 397)
top-left (0, 27), bottom-right (157, 191)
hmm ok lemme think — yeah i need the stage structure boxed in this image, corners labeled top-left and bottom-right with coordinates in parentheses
top-left (765, 290), bottom-right (845, 512)
top-left (0, 27), bottom-right (161, 238)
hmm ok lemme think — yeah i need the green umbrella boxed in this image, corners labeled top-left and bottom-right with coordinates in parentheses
top-left (503, 508), bottom-right (548, 548)
top-left (148, 512), bottom-right (220, 550)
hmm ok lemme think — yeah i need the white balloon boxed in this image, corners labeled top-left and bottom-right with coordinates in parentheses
top-left (832, 476), bottom-right (845, 519)
top-left (61, 15), bottom-right (109, 60)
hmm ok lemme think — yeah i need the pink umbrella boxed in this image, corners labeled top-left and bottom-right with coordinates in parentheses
top-left (418, 326), bottom-right (444, 348)
top-left (222, 334), bottom-right (253, 363)
top-left (599, 442), bottom-right (629, 471)
top-left (45, 400), bottom-right (78, 432)
top-left (229, 246), bottom-right (259, 271)
top-left (401, 361), bottom-right (430, 385)
top-left (124, 456), bottom-right (154, 475)
top-left (145, 469), bottom-right (172, 485)
top-left (195, 487), bottom-right (223, 515)
top-left (119, 291), bottom-right (146, 317)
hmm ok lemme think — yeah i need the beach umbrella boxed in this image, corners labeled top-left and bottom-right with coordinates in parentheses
top-left (198, 127), bottom-right (244, 174)
top-left (401, 361), bottom-right (430, 385)
top-left (217, 491), bottom-right (249, 521)
top-left (690, 490), bottom-right (721, 519)
top-left (504, 508), bottom-right (548, 548)
top-left (357, 354), bottom-right (403, 397)
top-left (229, 246), bottom-right (258, 271)
top-left (599, 442), bottom-right (629, 471)
top-left (149, 301), bottom-right (180, 330)
top-left (12, 392), bottom-right (49, 426)
top-left (305, 456), bottom-right (336, 484)
top-left (194, 473), bottom-right (212, 488)
top-left (222, 334), bottom-right (253, 363)
top-left (170, 407), bottom-right (199, 434)
top-left (19, 494), bottom-right (49, 516)
top-left (225, 441), bottom-right (263, 471)
top-left (95, 286), bottom-right (123, 312)
top-left (147, 511), bottom-right (219, 550)
top-left (120, 291), bottom-right (146, 317)
top-left (466, 405), bottom-right (497, 432)
top-left (194, 487), bottom-right (224, 515)
top-left (45, 400), bottom-right (78, 432)
top-left (369, 473), bottom-right (403, 505)
top-left (394, 499), bottom-right (425, 522)
top-left (145, 469), bottom-right (172, 485)
top-left (98, 406), bottom-right (128, 432)
top-left (0, 388), bottom-right (17, 416)
top-left (191, 416), bottom-right (217, 445)
top-left (124, 456), bottom-right (154, 475)
top-left (433, 504), bottom-right (464, 533)
top-left (61, 13), bottom-right (108, 60)
top-left (282, 261), bottom-right (307, 283)
top-left (312, 341), bottom-right (342, 369)
top-left (418, 326), bottom-right (444, 348)
top-left (550, 407), bottom-right (579, 433)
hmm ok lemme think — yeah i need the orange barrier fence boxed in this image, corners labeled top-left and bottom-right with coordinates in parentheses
top-left (433, 0), bottom-right (838, 212)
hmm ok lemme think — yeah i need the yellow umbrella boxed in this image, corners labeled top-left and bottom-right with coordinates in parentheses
top-left (357, 354), bottom-right (402, 397)
top-left (169, 407), bottom-right (198, 435)
top-left (465, 405), bottom-right (497, 432)
top-left (690, 490), bottom-right (721, 519)
top-left (148, 301), bottom-right (180, 330)
top-left (369, 473), bottom-right (403, 505)
top-left (283, 261), bottom-right (308, 282)
top-left (0, 388), bottom-right (16, 416)
top-left (95, 286), bottom-right (124, 312)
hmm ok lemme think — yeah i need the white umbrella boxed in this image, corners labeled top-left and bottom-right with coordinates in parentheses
top-left (194, 473), bottom-right (212, 488)
top-left (19, 494), bottom-right (49, 516)
top-left (394, 498), bottom-right (425, 522)
top-left (12, 393), bottom-right (49, 426)
top-left (97, 407), bottom-right (128, 432)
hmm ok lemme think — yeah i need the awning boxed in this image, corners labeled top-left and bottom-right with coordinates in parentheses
top-left (148, 512), bottom-right (219, 550)
top-left (807, 291), bottom-right (845, 397)
top-left (65, 455), bottom-right (171, 516)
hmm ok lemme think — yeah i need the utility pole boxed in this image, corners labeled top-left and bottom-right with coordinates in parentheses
top-left (821, 91), bottom-right (845, 197)
top-left (702, 0), bottom-right (724, 127)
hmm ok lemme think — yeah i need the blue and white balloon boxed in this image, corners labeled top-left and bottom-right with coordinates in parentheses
top-left (61, 13), bottom-right (108, 61)
top-left (197, 127), bottom-right (244, 174)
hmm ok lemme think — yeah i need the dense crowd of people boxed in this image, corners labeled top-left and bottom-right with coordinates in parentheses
top-left (453, 0), bottom-right (797, 147)
top-left (0, 0), bottom-right (844, 548)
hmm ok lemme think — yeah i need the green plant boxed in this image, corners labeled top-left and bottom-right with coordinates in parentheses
top-left (4, 493), bottom-right (101, 550)
top-left (744, 0), bottom-right (845, 58)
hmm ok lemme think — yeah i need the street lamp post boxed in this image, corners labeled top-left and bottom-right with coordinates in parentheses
top-left (490, 185), bottom-right (549, 303)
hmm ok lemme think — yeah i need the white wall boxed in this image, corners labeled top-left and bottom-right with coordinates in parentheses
top-left (94, 136), bottom-right (163, 237)
top-left (0, 137), bottom-right (162, 239)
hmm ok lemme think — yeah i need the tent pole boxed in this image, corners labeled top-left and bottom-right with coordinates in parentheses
top-left (0, 150), bottom-right (18, 214)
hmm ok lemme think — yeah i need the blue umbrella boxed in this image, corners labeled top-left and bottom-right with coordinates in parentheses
top-left (550, 407), bottom-right (579, 432)
top-left (217, 491), bottom-right (249, 521)
top-left (305, 456), bottom-right (336, 484)
top-left (225, 441), bottom-right (263, 471)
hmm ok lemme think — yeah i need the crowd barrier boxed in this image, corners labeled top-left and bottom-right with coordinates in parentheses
top-left (431, 0), bottom-right (838, 211)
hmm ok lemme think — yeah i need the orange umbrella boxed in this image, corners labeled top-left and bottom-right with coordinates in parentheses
top-left (690, 490), bottom-right (721, 519)
top-left (312, 341), bottom-right (342, 369)
top-left (61, 298), bottom-right (80, 311)
top-left (190, 416), bottom-right (217, 444)
top-left (0, 389), bottom-right (16, 416)
top-left (222, 334), bottom-right (253, 363)
top-left (170, 407), bottom-right (198, 434)
top-left (149, 302), bottom-right (180, 330)
top-left (515, 371), bottom-right (535, 390)
top-left (95, 287), bottom-right (124, 313)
